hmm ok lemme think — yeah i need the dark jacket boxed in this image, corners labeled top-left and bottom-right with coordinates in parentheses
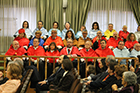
top-left (55, 71), bottom-right (75, 91)
top-left (113, 85), bottom-right (135, 93)
top-left (135, 67), bottom-right (140, 84)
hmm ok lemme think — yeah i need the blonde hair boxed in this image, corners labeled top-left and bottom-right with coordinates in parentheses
top-left (8, 63), bottom-right (22, 79)
top-left (35, 30), bottom-right (42, 35)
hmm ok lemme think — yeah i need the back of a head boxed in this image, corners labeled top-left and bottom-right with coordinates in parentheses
top-left (106, 55), bottom-right (116, 63)
top-left (62, 59), bottom-right (73, 71)
top-left (108, 62), bottom-right (117, 72)
top-left (115, 64), bottom-right (127, 77)
top-left (88, 65), bottom-right (95, 75)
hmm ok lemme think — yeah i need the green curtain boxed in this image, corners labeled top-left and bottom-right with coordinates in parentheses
top-left (37, 0), bottom-right (63, 31)
top-left (128, 0), bottom-right (140, 25)
top-left (66, 0), bottom-right (92, 33)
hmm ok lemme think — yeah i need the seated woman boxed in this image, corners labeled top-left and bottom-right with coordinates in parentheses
top-left (75, 25), bottom-right (86, 39)
top-left (112, 71), bottom-right (138, 93)
top-left (14, 28), bottom-right (30, 50)
top-left (45, 42), bottom-right (60, 76)
top-left (50, 59), bottom-right (75, 92)
top-left (14, 21), bottom-right (33, 39)
top-left (125, 33), bottom-right (138, 51)
top-left (63, 30), bottom-right (77, 47)
top-left (0, 63), bottom-right (22, 93)
top-left (29, 31), bottom-right (44, 47)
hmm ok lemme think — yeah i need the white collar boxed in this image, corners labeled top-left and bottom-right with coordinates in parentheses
top-left (63, 71), bottom-right (68, 77)
top-left (50, 50), bottom-right (54, 53)
top-left (33, 46), bottom-right (38, 50)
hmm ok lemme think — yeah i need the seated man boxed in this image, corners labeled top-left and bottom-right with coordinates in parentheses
top-left (108, 32), bottom-right (122, 50)
top-left (43, 29), bottom-right (64, 50)
top-left (75, 25), bottom-right (86, 39)
top-left (14, 28), bottom-right (29, 50)
top-left (130, 43), bottom-right (140, 57)
top-left (135, 25), bottom-right (140, 43)
top-left (85, 62), bottom-right (117, 93)
top-left (5, 40), bottom-right (27, 61)
top-left (113, 41), bottom-right (130, 65)
top-left (29, 31), bottom-right (44, 47)
top-left (27, 38), bottom-right (45, 80)
top-left (104, 23), bottom-right (117, 40)
top-left (35, 55), bottom-right (68, 93)
top-left (32, 21), bottom-right (48, 40)
top-left (92, 31), bottom-right (107, 50)
top-left (77, 30), bottom-right (92, 50)
top-left (95, 39), bottom-right (114, 57)
top-left (119, 25), bottom-right (129, 42)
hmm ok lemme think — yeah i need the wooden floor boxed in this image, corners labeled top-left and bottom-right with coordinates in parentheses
top-left (26, 83), bottom-right (36, 93)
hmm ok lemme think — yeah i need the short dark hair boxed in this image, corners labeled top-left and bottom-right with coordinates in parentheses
top-left (53, 21), bottom-right (59, 28)
top-left (92, 22), bottom-right (99, 30)
top-left (100, 39), bottom-right (107, 44)
top-left (118, 40), bottom-right (124, 45)
top-left (38, 20), bottom-right (43, 25)
top-left (108, 62), bottom-right (117, 72)
top-left (115, 65), bottom-right (127, 77)
top-left (87, 65), bottom-right (95, 74)
top-left (62, 59), bottom-right (73, 71)
top-left (34, 38), bottom-right (40, 42)
top-left (65, 30), bottom-right (75, 40)
top-left (22, 21), bottom-right (29, 28)
top-left (64, 22), bottom-right (71, 28)
top-left (48, 42), bottom-right (58, 52)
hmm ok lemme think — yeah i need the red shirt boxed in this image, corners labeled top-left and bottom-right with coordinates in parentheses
top-left (119, 31), bottom-right (129, 39)
top-left (14, 37), bottom-right (29, 47)
top-left (108, 37), bottom-right (123, 48)
top-left (125, 40), bottom-right (138, 49)
top-left (92, 36), bottom-right (107, 47)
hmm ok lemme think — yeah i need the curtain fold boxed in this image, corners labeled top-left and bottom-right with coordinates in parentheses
top-left (37, 0), bottom-right (63, 31)
top-left (65, 0), bottom-right (92, 33)
top-left (128, 0), bottom-right (140, 25)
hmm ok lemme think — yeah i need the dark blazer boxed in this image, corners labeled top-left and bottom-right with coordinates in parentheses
top-left (113, 85), bottom-right (134, 93)
top-left (55, 71), bottom-right (75, 91)
top-left (90, 72), bottom-right (116, 89)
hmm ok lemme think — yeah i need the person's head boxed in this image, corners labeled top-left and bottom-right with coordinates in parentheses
top-left (13, 58), bottom-right (24, 73)
top-left (82, 29), bottom-right (88, 38)
top-left (92, 22), bottom-right (99, 30)
top-left (97, 31), bottom-right (102, 37)
top-left (107, 62), bottom-right (117, 74)
top-left (22, 21), bottom-right (29, 28)
top-left (48, 42), bottom-right (57, 51)
top-left (67, 39), bottom-right (73, 48)
top-left (58, 55), bottom-right (69, 64)
top-left (37, 21), bottom-right (43, 29)
top-left (108, 23), bottom-right (113, 31)
top-left (137, 25), bottom-right (140, 31)
top-left (33, 38), bottom-right (40, 47)
top-left (51, 29), bottom-right (57, 39)
top-left (105, 55), bottom-right (116, 66)
top-left (62, 59), bottom-right (73, 71)
top-left (127, 33), bottom-right (136, 41)
top-left (100, 39), bottom-right (107, 49)
top-left (86, 64), bottom-right (95, 75)
top-left (65, 22), bottom-right (70, 30)
top-left (12, 41), bottom-right (20, 50)
top-left (85, 41), bottom-right (92, 49)
top-left (6, 63), bottom-right (22, 79)
top-left (134, 43), bottom-right (140, 51)
top-left (114, 65), bottom-right (127, 80)
top-left (122, 71), bottom-right (137, 87)
top-left (80, 25), bottom-right (86, 31)
top-left (122, 25), bottom-right (127, 32)
top-left (35, 31), bottom-right (42, 39)
top-left (118, 41), bottom-right (125, 50)
top-left (113, 32), bottom-right (118, 39)
top-left (18, 28), bottom-right (26, 38)
top-left (53, 21), bottom-right (59, 29)
top-left (65, 30), bottom-right (75, 40)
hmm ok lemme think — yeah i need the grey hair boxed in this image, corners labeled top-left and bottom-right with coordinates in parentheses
top-left (13, 58), bottom-right (24, 66)
top-left (106, 55), bottom-right (116, 63)
top-left (8, 61), bottom-right (15, 65)
top-left (85, 40), bottom-right (92, 46)
top-left (51, 29), bottom-right (57, 33)
top-left (123, 71), bottom-right (137, 86)
top-left (134, 43), bottom-right (139, 49)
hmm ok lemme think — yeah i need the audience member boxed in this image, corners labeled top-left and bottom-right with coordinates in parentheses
top-left (48, 21), bottom-right (61, 37)
top-left (113, 41), bottom-right (130, 64)
top-left (61, 22), bottom-right (75, 40)
top-left (104, 23), bottom-right (117, 40)
top-left (14, 28), bottom-right (29, 49)
top-left (135, 25), bottom-right (140, 43)
top-left (77, 29), bottom-right (92, 49)
top-left (130, 43), bottom-right (140, 57)
top-left (119, 25), bottom-right (129, 42)
top-left (108, 32), bottom-right (122, 50)
top-left (63, 30), bottom-right (77, 47)
top-left (33, 21), bottom-right (48, 40)
top-left (14, 21), bottom-right (33, 39)
top-left (88, 22), bottom-right (103, 39)
top-left (29, 31), bottom-right (44, 47)
top-left (43, 29), bottom-right (64, 50)
top-left (75, 25), bottom-right (86, 39)
top-left (125, 33), bottom-right (138, 51)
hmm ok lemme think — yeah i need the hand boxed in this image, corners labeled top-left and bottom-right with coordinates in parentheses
top-left (112, 84), bottom-right (118, 91)
top-left (72, 54), bottom-right (77, 57)
top-left (96, 37), bottom-right (99, 41)
top-left (30, 58), bottom-right (35, 62)
top-left (85, 80), bottom-right (91, 85)
top-left (38, 81), bottom-right (46, 86)
top-left (41, 36), bottom-right (44, 39)
top-left (130, 66), bottom-right (135, 72)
